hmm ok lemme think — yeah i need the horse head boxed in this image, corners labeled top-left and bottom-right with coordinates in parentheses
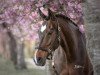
top-left (34, 8), bottom-right (60, 66)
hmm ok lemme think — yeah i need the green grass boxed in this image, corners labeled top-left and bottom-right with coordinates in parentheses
top-left (0, 56), bottom-right (46, 75)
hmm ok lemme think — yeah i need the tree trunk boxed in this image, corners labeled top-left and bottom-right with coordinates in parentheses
top-left (6, 31), bottom-right (17, 66)
top-left (16, 40), bottom-right (26, 69)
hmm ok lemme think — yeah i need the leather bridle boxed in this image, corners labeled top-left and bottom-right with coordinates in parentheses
top-left (36, 18), bottom-right (61, 60)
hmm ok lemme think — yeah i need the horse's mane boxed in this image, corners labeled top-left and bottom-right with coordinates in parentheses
top-left (55, 14), bottom-right (78, 27)
top-left (54, 14), bottom-right (80, 62)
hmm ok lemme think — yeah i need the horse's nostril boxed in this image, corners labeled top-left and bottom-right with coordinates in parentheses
top-left (37, 57), bottom-right (42, 61)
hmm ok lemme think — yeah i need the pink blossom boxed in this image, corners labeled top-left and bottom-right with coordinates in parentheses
top-left (40, 7), bottom-right (48, 16)
top-left (0, 0), bottom-right (84, 41)
top-left (79, 25), bottom-right (85, 33)
top-left (30, 11), bottom-right (38, 19)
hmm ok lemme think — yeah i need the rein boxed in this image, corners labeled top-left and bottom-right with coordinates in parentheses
top-left (47, 18), bottom-right (61, 60)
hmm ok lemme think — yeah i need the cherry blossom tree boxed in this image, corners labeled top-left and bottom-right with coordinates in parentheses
top-left (0, 0), bottom-right (84, 39)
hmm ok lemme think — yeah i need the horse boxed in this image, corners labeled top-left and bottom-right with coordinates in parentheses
top-left (34, 8), bottom-right (94, 75)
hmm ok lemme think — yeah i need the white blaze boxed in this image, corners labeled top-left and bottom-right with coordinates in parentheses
top-left (40, 25), bottom-right (46, 32)
top-left (34, 50), bottom-right (38, 63)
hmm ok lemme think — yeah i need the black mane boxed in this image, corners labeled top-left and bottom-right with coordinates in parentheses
top-left (55, 14), bottom-right (78, 27)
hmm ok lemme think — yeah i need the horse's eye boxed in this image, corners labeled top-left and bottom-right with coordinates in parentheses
top-left (48, 29), bottom-right (54, 35)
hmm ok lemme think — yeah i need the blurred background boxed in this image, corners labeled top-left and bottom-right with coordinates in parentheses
top-left (0, 0), bottom-right (100, 75)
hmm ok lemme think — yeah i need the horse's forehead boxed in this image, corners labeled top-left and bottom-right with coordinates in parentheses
top-left (40, 25), bottom-right (46, 32)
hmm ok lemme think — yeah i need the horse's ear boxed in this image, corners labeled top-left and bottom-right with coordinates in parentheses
top-left (38, 8), bottom-right (48, 20)
top-left (48, 9), bottom-right (56, 20)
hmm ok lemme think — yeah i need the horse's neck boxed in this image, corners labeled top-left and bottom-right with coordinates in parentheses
top-left (54, 46), bottom-right (66, 62)
top-left (60, 29), bottom-right (76, 62)
top-left (59, 18), bottom-right (83, 63)
top-left (53, 46), bottom-right (67, 73)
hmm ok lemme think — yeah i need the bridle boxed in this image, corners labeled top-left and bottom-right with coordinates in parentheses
top-left (36, 17), bottom-right (61, 60)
